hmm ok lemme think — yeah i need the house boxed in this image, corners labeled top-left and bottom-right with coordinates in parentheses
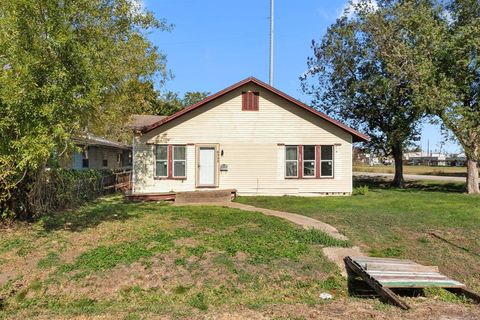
top-left (131, 77), bottom-right (368, 196)
top-left (403, 152), bottom-right (447, 166)
top-left (64, 134), bottom-right (132, 170)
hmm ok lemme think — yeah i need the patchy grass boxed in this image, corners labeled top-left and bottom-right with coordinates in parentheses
top-left (236, 178), bottom-right (480, 293)
top-left (353, 164), bottom-right (470, 177)
top-left (0, 195), bottom-right (346, 319)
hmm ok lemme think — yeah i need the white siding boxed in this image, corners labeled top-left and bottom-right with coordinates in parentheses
top-left (133, 83), bottom-right (353, 196)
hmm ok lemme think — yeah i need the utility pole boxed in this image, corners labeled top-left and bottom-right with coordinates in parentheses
top-left (269, 0), bottom-right (274, 86)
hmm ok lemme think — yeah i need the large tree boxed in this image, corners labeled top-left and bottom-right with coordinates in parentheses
top-left (0, 0), bottom-right (170, 218)
top-left (433, 0), bottom-right (480, 194)
top-left (301, 0), bottom-right (444, 187)
top-left (150, 91), bottom-right (210, 116)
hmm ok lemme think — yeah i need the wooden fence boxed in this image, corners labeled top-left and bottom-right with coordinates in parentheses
top-left (101, 170), bottom-right (132, 193)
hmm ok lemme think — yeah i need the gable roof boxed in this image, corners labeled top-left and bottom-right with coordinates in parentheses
top-left (142, 77), bottom-right (369, 142)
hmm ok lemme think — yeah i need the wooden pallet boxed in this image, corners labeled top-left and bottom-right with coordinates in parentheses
top-left (345, 256), bottom-right (480, 310)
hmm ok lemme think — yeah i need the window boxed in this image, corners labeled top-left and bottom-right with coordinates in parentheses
top-left (117, 153), bottom-right (122, 167)
top-left (155, 145), bottom-right (168, 177)
top-left (321, 145), bottom-right (334, 177)
top-left (82, 150), bottom-right (89, 168)
top-left (173, 146), bottom-right (186, 177)
top-left (102, 151), bottom-right (108, 167)
top-left (303, 145), bottom-right (315, 177)
top-left (242, 91), bottom-right (259, 111)
top-left (285, 146), bottom-right (298, 177)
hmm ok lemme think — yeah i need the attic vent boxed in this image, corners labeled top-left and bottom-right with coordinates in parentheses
top-left (242, 91), bottom-right (259, 111)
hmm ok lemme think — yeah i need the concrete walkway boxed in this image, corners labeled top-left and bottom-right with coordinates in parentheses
top-left (174, 201), bottom-right (365, 275)
top-left (354, 171), bottom-right (466, 182)
top-left (226, 202), bottom-right (349, 241)
top-left (175, 201), bottom-right (348, 241)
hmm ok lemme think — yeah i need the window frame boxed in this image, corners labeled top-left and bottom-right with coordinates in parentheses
top-left (320, 145), bottom-right (334, 178)
top-left (82, 149), bottom-right (89, 168)
top-left (172, 145), bottom-right (187, 178)
top-left (285, 145), bottom-right (299, 178)
top-left (302, 145), bottom-right (316, 178)
top-left (155, 145), bottom-right (169, 178)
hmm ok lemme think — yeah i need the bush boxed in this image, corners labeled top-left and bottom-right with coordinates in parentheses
top-left (1, 168), bottom-right (115, 222)
top-left (353, 185), bottom-right (369, 195)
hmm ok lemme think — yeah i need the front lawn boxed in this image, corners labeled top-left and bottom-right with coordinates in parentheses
top-left (1, 184), bottom-right (479, 319)
top-left (236, 179), bottom-right (480, 292)
top-left (0, 197), bottom-right (346, 319)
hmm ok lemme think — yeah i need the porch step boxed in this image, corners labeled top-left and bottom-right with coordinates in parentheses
top-left (174, 189), bottom-right (237, 204)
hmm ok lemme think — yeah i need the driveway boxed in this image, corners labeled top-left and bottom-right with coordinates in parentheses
top-left (353, 171), bottom-right (466, 182)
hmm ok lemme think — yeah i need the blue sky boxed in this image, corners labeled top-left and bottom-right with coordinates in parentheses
top-left (144, 0), bottom-right (460, 153)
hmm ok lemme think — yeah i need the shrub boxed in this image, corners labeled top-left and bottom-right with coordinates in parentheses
top-left (353, 185), bottom-right (369, 195)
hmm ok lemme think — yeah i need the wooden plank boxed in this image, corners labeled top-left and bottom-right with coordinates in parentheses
top-left (364, 263), bottom-right (439, 272)
top-left (345, 257), bottom-right (410, 310)
top-left (353, 257), bottom-right (416, 264)
top-left (381, 281), bottom-right (465, 288)
top-left (446, 287), bottom-right (480, 303)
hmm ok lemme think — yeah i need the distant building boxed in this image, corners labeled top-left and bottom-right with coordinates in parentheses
top-left (353, 148), bottom-right (382, 166)
top-left (403, 152), bottom-right (447, 166)
top-left (446, 153), bottom-right (467, 167)
top-left (63, 134), bottom-right (132, 170)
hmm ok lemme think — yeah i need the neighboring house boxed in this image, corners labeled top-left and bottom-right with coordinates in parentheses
top-left (131, 77), bottom-right (368, 196)
top-left (65, 134), bottom-right (132, 170)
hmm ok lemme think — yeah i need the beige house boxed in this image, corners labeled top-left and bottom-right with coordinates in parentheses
top-left (132, 77), bottom-right (368, 196)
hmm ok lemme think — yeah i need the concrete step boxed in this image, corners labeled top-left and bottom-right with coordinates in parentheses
top-left (174, 189), bottom-right (236, 204)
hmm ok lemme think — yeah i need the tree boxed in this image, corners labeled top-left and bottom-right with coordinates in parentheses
top-left (301, 0), bottom-right (438, 187)
top-left (150, 91), bottom-right (210, 116)
top-left (0, 0), bottom-right (170, 218)
top-left (432, 0), bottom-right (480, 194)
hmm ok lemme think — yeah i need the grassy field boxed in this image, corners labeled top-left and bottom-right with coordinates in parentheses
top-left (237, 179), bottom-right (480, 294)
top-left (0, 197), bottom-right (349, 319)
top-left (353, 165), bottom-right (468, 177)
top-left (1, 183), bottom-right (480, 319)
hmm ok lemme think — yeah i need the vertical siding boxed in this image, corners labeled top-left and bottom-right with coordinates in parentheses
top-left (133, 83), bottom-right (354, 196)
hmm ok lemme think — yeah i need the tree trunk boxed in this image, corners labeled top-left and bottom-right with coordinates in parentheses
top-left (392, 143), bottom-right (404, 188)
top-left (466, 157), bottom-right (479, 194)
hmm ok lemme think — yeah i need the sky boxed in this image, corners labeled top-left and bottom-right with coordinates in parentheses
top-left (143, 0), bottom-right (461, 154)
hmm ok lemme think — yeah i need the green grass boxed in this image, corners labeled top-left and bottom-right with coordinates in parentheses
top-left (0, 195), bottom-right (345, 319)
top-left (236, 178), bottom-right (480, 292)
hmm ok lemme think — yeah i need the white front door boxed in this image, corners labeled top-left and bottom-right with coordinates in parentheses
top-left (198, 147), bottom-right (216, 186)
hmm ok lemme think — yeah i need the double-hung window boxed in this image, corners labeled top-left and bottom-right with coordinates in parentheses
top-left (155, 145), bottom-right (168, 177)
top-left (303, 145), bottom-right (316, 177)
top-left (285, 146), bottom-right (298, 177)
top-left (320, 145), bottom-right (334, 177)
top-left (173, 146), bottom-right (186, 177)
top-left (155, 145), bottom-right (187, 178)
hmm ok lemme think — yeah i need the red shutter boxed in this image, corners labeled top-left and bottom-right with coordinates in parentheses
top-left (252, 92), bottom-right (259, 110)
top-left (298, 145), bottom-right (303, 179)
top-left (241, 91), bottom-right (259, 111)
top-left (168, 145), bottom-right (173, 178)
top-left (315, 145), bottom-right (320, 178)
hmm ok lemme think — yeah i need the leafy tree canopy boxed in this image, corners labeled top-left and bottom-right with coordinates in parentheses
top-left (0, 0), bottom-right (170, 217)
top-left (301, 0), bottom-right (442, 187)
